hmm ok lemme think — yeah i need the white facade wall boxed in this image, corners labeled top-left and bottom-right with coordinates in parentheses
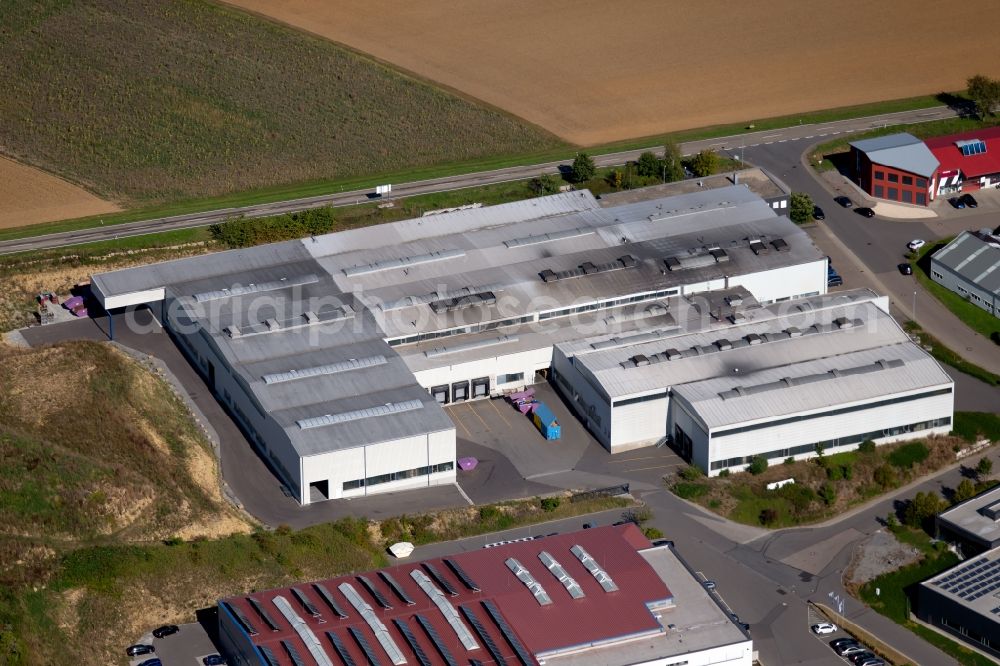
top-left (551, 349), bottom-right (613, 448)
top-left (100, 286), bottom-right (167, 310)
top-left (728, 260), bottom-right (827, 304)
top-left (412, 345), bottom-right (553, 398)
top-left (609, 396), bottom-right (669, 451)
top-left (703, 387), bottom-right (954, 475)
top-left (629, 640), bottom-right (753, 666)
top-left (302, 429), bottom-right (456, 501)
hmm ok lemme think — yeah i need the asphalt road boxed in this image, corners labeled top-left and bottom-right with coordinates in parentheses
top-left (0, 106), bottom-right (960, 255)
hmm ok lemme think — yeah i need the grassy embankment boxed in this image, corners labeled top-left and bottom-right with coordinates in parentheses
top-left (0, 342), bottom-right (637, 664)
top-left (669, 414), bottom-right (998, 528)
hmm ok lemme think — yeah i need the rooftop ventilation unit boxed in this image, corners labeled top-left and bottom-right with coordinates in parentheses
top-left (632, 354), bottom-right (650, 367)
top-left (262, 355), bottom-right (388, 384)
top-left (715, 339), bottom-right (733, 351)
top-left (343, 249), bottom-right (465, 276)
top-left (539, 255), bottom-right (638, 282)
top-left (980, 500), bottom-right (1000, 521)
top-left (538, 551), bottom-right (585, 599)
top-left (748, 239), bottom-right (768, 255)
top-left (834, 316), bottom-right (854, 329)
top-left (338, 583), bottom-right (408, 665)
top-left (428, 291), bottom-right (497, 314)
top-left (745, 333), bottom-right (763, 345)
top-left (663, 248), bottom-right (729, 271)
top-left (505, 558), bottom-right (552, 606)
top-left (770, 238), bottom-right (789, 252)
top-left (725, 294), bottom-right (744, 306)
top-left (409, 570), bottom-right (480, 650)
top-left (297, 399), bottom-right (423, 430)
top-left (271, 595), bottom-right (335, 666)
top-left (570, 545), bottom-right (618, 592)
top-left (226, 305), bottom-right (355, 338)
top-left (503, 227), bottom-right (594, 248)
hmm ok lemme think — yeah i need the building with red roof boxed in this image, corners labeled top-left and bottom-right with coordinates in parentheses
top-left (926, 126), bottom-right (1000, 195)
top-left (217, 524), bottom-right (752, 666)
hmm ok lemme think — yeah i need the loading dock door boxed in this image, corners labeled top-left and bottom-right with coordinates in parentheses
top-left (452, 380), bottom-right (470, 401)
top-left (472, 377), bottom-right (490, 398)
top-left (431, 385), bottom-right (450, 404)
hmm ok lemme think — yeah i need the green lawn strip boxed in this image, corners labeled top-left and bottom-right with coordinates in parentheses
top-left (0, 92), bottom-right (952, 243)
top-left (952, 412), bottom-right (1000, 443)
top-left (810, 116), bottom-right (1000, 171)
top-left (856, 528), bottom-right (995, 666)
top-left (903, 322), bottom-right (1000, 386)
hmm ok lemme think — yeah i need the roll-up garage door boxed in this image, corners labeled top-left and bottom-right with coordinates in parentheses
top-left (452, 380), bottom-right (470, 401)
top-left (472, 377), bottom-right (490, 398)
top-left (431, 385), bottom-right (450, 404)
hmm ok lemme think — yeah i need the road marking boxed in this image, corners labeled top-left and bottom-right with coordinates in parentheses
top-left (487, 398), bottom-right (511, 427)
top-left (620, 464), bottom-right (677, 473)
top-left (748, 143), bottom-right (759, 147)
top-left (804, 135), bottom-right (814, 139)
top-left (778, 139), bottom-right (788, 143)
top-left (445, 405), bottom-right (471, 437)
top-left (765, 141), bottom-right (775, 145)
top-left (454, 482), bottom-right (474, 506)
top-left (761, 134), bottom-right (782, 140)
top-left (468, 404), bottom-right (490, 429)
top-left (609, 454), bottom-right (675, 464)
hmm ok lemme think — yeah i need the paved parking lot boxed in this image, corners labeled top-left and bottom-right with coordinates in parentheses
top-left (128, 618), bottom-right (220, 666)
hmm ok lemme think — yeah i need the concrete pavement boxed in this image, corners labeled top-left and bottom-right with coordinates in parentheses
top-left (0, 106), bottom-right (961, 255)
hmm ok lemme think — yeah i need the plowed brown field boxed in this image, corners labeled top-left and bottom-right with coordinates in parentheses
top-left (225, 0), bottom-right (1000, 145)
top-left (0, 156), bottom-right (119, 229)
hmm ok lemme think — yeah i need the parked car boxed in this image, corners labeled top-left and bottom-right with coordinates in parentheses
top-left (827, 274), bottom-right (843, 287)
top-left (960, 192), bottom-right (978, 208)
top-left (838, 644), bottom-right (869, 657)
top-left (582, 522), bottom-right (593, 529)
top-left (702, 580), bottom-right (717, 590)
top-left (907, 239), bottom-right (926, 251)
top-left (858, 659), bottom-right (885, 666)
top-left (830, 638), bottom-right (860, 650)
top-left (848, 651), bottom-right (877, 665)
top-left (203, 655), bottom-right (226, 666)
top-left (948, 196), bottom-right (966, 209)
top-left (811, 622), bottom-right (837, 635)
top-left (813, 205), bottom-right (825, 220)
top-left (855, 207), bottom-right (875, 218)
top-left (152, 625), bottom-right (179, 638)
top-left (898, 263), bottom-right (913, 275)
top-left (126, 645), bottom-right (155, 657)
top-left (834, 196), bottom-right (853, 208)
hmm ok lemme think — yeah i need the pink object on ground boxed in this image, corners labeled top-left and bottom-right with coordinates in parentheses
top-left (458, 457), bottom-right (478, 471)
top-left (63, 295), bottom-right (84, 310)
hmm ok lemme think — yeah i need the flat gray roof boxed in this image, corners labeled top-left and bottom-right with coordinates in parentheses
top-left (92, 186), bottom-right (821, 456)
top-left (849, 132), bottom-right (939, 178)
top-left (597, 166), bottom-right (787, 206)
top-left (922, 544), bottom-right (1000, 620)
top-left (938, 485), bottom-right (1000, 547)
top-left (931, 230), bottom-right (1000, 296)
top-left (543, 544), bottom-right (749, 666)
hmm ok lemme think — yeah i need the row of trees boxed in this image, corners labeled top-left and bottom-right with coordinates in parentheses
top-left (967, 74), bottom-right (1000, 118)
top-left (566, 143), bottom-right (721, 188)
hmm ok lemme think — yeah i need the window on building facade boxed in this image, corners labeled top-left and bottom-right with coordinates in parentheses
top-left (902, 175), bottom-right (913, 185)
top-left (902, 190), bottom-right (913, 203)
top-left (916, 177), bottom-right (927, 187)
top-left (874, 185), bottom-right (884, 198)
top-left (917, 193), bottom-right (927, 205)
top-left (888, 173), bottom-right (899, 183)
top-left (875, 171), bottom-right (885, 180)
top-left (888, 187), bottom-right (898, 200)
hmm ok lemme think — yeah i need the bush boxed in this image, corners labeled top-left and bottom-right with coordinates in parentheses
top-left (789, 192), bottom-right (814, 224)
top-left (827, 465), bottom-right (844, 481)
top-left (718, 468), bottom-right (731, 478)
top-left (873, 464), bottom-right (899, 489)
top-left (978, 457), bottom-right (994, 477)
top-left (636, 151), bottom-right (661, 178)
top-left (679, 465), bottom-right (703, 481)
top-left (784, 457), bottom-right (796, 466)
top-left (747, 455), bottom-right (769, 475)
top-left (688, 149), bottom-right (718, 177)
top-left (858, 440), bottom-right (877, 454)
top-left (643, 526), bottom-right (665, 540)
top-left (886, 513), bottom-right (899, 529)
top-left (759, 508), bottom-right (779, 525)
top-left (952, 479), bottom-right (977, 504)
top-left (888, 441), bottom-right (930, 469)
top-left (778, 484), bottom-right (816, 513)
top-left (539, 497), bottom-right (561, 512)
top-left (529, 174), bottom-right (560, 195)
top-left (479, 505), bottom-right (500, 521)
top-left (904, 491), bottom-right (946, 530)
top-left (818, 482), bottom-right (837, 505)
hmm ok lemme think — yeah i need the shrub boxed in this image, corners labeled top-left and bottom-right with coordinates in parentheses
top-left (718, 469), bottom-right (731, 478)
top-left (888, 441), bottom-right (930, 469)
top-left (679, 465), bottom-right (703, 481)
top-left (818, 482), bottom-right (837, 505)
top-left (636, 151), bottom-right (661, 178)
top-left (529, 174), bottom-right (560, 195)
top-left (873, 464), bottom-right (899, 489)
top-left (904, 491), bottom-right (946, 530)
top-left (952, 479), bottom-right (977, 504)
top-left (858, 440), bottom-right (877, 454)
top-left (643, 526), bottom-right (665, 540)
top-left (827, 465), bottom-right (844, 481)
top-left (759, 508), bottom-right (779, 525)
top-left (708, 499), bottom-right (721, 509)
top-left (784, 457), bottom-right (796, 466)
top-left (886, 513), bottom-right (899, 529)
top-left (674, 482), bottom-right (709, 499)
top-left (778, 485), bottom-right (816, 512)
top-left (539, 497), bottom-right (561, 512)
top-left (747, 455), bottom-right (769, 475)
top-left (479, 505), bottom-right (500, 521)
top-left (978, 457), bottom-right (994, 477)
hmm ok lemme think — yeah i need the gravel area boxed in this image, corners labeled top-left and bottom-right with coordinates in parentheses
top-left (848, 529), bottom-right (922, 586)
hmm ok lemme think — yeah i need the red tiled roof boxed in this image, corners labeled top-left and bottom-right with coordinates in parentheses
top-left (221, 524), bottom-right (670, 665)
top-left (926, 126), bottom-right (1000, 179)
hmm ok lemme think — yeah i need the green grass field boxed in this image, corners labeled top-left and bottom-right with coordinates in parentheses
top-left (0, 0), bottom-right (561, 204)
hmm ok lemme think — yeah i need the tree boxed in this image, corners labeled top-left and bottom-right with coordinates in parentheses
top-left (689, 149), bottom-right (718, 177)
top-left (636, 151), bottom-right (660, 178)
top-left (529, 174), bottom-right (560, 196)
top-left (606, 169), bottom-right (624, 191)
top-left (967, 74), bottom-right (1000, 118)
top-left (789, 192), bottom-right (814, 224)
top-left (759, 508), bottom-right (779, 525)
top-left (873, 464), bottom-right (898, 490)
top-left (662, 141), bottom-right (685, 182)
top-left (818, 482), bottom-right (837, 506)
top-left (952, 479), bottom-right (977, 504)
top-left (903, 491), bottom-right (946, 529)
top-left (748, 455), bottom-right (768, 475)
top-left (570, 153), bottom-right (596, 183)
top-left (978, 457), bottom-right (994, 477)
top-left (858, 439), bottom-right (877, 454)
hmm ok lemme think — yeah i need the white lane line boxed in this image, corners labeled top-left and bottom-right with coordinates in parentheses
top-left (778, 139), bottom-right (788, 143)
top-left (748, 144), bottom-right (759, 147)
top-left (761, 134), bottom-right (782, 140)
top-left (454, 482), bottom-right (474, 506)
top-left (817, 133), bottom-right (828, 137)
top-left (804, 135), bottom-right (814, 139)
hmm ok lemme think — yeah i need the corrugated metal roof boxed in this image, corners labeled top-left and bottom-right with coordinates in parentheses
top-left (673, 343), bottom-right (952, 429)
top-left (849, 132), bottom-right (940, 177)
top-left (931, 230), bottom-right (1000, 296)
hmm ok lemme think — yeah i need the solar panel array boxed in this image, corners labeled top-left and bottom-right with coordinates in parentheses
top-left (248, 597), bottom-right (280, 631)
top-left (314, 583), bottom-right (349, 618)
top-left (444, 558), bottom-right (481, 592)
top-left (414, 613), bottom-right (459, 666)
top-left (357, 575), bottom-right (393, 609)
top-left (292, 587), bottom-right (323, 619)
top-left (932, 556), bottom-right (1000, 601)
top-left (422, 562), bottom-right (458, 596)
top-left (222, 601), bottom-right (258, 636)
top-left (348, 626), bottom-right (384, 666)
top-left (258, 645), bottom-right (280, 666)
top-left (460, 605), bottom-right (508, 666)
top-left (326, 631), bottom-right (358, 666)
top-left (958, 139), bottom-right (988, 156)
top-left (481, 599), bottom-right (534, 666)
top-left (380, 572), bottom-right (416, 606)
top-left (283, 640), bottom-right (307, 666)
top-left (393, 618), bottom-right (433, 666)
